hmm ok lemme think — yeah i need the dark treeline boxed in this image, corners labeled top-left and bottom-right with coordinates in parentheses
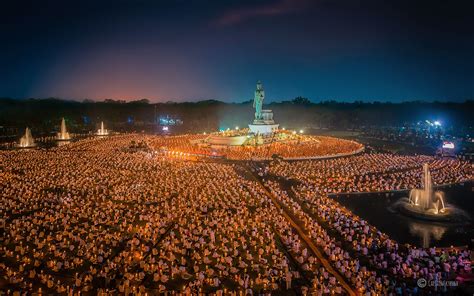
top-left (0, 97), bottom-right (473, 134)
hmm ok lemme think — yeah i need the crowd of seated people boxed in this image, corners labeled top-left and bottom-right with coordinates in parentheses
top-left (264, 180), bottom-right (472, 294)
top-left (133, 133), bottom-right (364, 161)
top-left (2, 133), bottom-right (471, 295)
top-left (263, 180), bottom-right (393, 295)
top-left (267, 153), bottom-right (472, 193)
top-left (1, 134), bottom-right (346, 295)
top-left (294, 185), bottom-right (472, 288)
top-left (258, 154), bottom-right (472, 293)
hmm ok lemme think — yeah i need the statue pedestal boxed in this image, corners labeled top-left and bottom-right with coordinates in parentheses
top-left (249, 110), bottom-right (278, 135)
top-left (248, 123), bottom-right (279, 135)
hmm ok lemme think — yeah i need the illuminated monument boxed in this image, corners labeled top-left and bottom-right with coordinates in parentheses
top-left (96, 121), bottom-right (109, 136)
top-left (248, 81), bottom-right (279, 135)
top-left (18, 127), bottom-right (36, 148)
top-left (57, 118), bottom-right (71, 140)
top-left (203, 81), bottom-right (281, 146)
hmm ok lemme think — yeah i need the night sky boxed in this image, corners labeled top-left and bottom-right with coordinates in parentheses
top-left (1, 0), bottom-right (473, 102)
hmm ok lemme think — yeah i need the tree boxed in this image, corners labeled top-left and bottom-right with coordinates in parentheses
top-left (292, 97), bottom-right (311, 105)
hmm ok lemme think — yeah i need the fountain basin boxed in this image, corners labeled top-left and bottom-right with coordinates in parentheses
top-left (17, 143), bottom-right (37, 149)
top-left (56, 136), bottom-right (71, 141)
top-left (400, 202), bottom-right (454, 222)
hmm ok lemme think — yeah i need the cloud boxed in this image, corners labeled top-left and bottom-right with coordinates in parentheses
top-left (215, 0), bottom-right (309, 26)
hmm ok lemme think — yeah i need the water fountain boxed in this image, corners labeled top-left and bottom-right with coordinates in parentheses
top-left (400, 163), bottom-right (452, 221)
top-left (96, 121), bottom-right (109, 136)
top-left (57, 118), bottom-right (71, 140)
top-left (18, 127), bottom-right (36, 148)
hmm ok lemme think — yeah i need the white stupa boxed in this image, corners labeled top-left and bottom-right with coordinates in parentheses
top-left (97, 121), bottom-right (109, 136)
top-left (18, 127), bottom-right (36, 148)
top-left (57, 118), bottom-right (71, 140)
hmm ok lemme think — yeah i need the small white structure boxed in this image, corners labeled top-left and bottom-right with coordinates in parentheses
top-left (97, 121), bottom-right (109, 136)
top-left (18, 127), bottom-right (36, 148)
top-left (57, 118), bottom-right (71, 140)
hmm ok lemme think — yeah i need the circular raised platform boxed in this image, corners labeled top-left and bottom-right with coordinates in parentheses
top-left (206, 135), bottom-right (248, 146)
top-left (16, 144), bottom-right (37, 149)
